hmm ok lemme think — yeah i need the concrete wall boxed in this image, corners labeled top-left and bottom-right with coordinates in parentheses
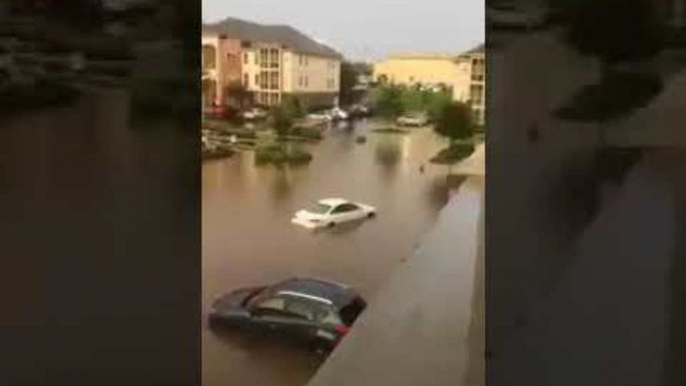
top-left (487, 29), bottom-right (602, 346)
top-left (490, 150), bottom-right (683, 385)
top-left (374, 56), bottom-right (465, 85)
top-left (283, 51), bottom-right (340, 94)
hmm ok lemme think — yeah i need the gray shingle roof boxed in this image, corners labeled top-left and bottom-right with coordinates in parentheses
top-left (203, 17), bottom-right (342, 60)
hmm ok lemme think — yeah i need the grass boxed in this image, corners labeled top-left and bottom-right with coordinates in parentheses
top-left (255, 144), bottom-right (313, 166)
top-left (554, 71), bottom-right (663, 122)
top-left (290, 126), bottom-right (323, 140)
top-left (430, 143), bottom-right (475, 165)
top-left (372, 127), bottom-right (410, 134)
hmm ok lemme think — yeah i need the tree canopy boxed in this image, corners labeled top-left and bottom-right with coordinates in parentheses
top-left (434, 101), bottom-right (475, 143)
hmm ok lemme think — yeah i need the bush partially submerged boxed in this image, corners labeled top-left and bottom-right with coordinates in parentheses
top-left (430, 143), bottom-right (475, 165)
top-left (291, 126), bottom-right (323, 140)
top-left (255, 144), bottom-right (313, 165)
top-left (372, 127), bottom-right (410, 134)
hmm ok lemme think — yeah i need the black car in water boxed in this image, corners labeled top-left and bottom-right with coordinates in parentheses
top-left (209, 277), bottom-right (367, 351)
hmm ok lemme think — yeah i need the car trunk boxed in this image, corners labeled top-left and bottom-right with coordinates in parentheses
top-left (339, 296), bottom-right (367, 327)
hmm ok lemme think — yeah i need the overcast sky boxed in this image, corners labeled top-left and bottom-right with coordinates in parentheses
top-left (202, 0), bottom-right (484, 62)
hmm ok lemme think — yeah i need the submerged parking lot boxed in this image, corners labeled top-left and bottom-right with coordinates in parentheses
top-left (202, 120), bottom-right (456, 386)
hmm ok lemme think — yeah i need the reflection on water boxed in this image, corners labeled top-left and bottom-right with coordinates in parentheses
top-left (202, 121), bottom-right (451, 386)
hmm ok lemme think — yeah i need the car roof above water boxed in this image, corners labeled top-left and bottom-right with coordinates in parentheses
top-left (269, 277), bottom-right (357, 309)
top-left (318, 198), bottom-right (349, 207)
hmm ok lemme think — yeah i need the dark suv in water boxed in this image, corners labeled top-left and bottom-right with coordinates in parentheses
top-left (209, 277), bottom-right (367, 351)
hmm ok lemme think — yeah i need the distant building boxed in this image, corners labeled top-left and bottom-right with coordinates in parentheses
top-left (202, 17), bottom-right (343, 109)
top-left (201, 34), bottom-right (244, 109)
top-left (373, 44), bottom-right (485, 125)
top-left (452, 45), bottom-right (485, 126)
top-left (373, 52), bottom-right (464, 87)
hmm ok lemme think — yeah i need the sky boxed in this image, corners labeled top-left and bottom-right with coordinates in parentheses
top-left (202, 0), bottom-right (484, 62)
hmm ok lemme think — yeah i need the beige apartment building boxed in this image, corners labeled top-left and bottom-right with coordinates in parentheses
top-left (453, 45), bottom-right (485, 125)
top-left (202, 17), bottom-right (342, 109)
top-left (373, 44), bottom-right (486, 125)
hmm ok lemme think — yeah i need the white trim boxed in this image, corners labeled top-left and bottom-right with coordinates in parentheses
top-left (278, 291), bottom-right (333, 305)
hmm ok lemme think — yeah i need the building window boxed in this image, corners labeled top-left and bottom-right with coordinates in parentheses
top-left (304, 76), bottom-right (309, 88)
top-left (305, 56), bottom-right (309, 66)
top-left (243, 52), bottom-right (248, 64)
top-left (470, 84), bottom-right (484, 106)
top-left (244, 74), bottom-right (249, 87)
top-left (202, 45), bottom-right (216, 70)
top-left (260, 71), bottom-right (268, 89)
top-left (255, 74), bottom-right (259, 85)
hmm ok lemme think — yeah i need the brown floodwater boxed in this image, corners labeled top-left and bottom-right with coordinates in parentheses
top-left (202, 120), bottom-right (454, 386)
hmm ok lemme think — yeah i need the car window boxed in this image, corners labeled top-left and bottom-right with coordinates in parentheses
top-left (254, 297), bottom-right (286, 312)
top-left (332, 203), bottom-right (359, 213)
top-left (314, 306), bottom-right (342, 325)
top-left (283, 297), bottom-right (316, 321)
top-left (310, 204), bottom-right (332, 214)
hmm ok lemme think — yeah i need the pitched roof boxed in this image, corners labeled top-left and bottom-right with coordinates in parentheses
top-left (203, 17), bottom-right (342, 60)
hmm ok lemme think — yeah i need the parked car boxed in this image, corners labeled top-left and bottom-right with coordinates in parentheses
top-left (242, 107), bottom-right (268, 121)
top-left (209, 277), bottom-right (367, 351)
top-left (348, 104), bottom-right (371, 118)
top-left (307, 112), bottom-right (333, 123)
top-left (486, 3), bottom-right (548, 30)
top-left (292, 198), bottom-right (376, 229)
top-left (330, 107), bottom-right (349, 121)
top-left (396, 114), bottom-right (429, 127)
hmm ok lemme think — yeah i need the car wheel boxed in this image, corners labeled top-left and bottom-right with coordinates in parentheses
top-left (310, 339), bottom-right (334, 355)
top-left (367, 212), bottom-right (376, 218)
top-left (328, 221), bottom-right (336, 228)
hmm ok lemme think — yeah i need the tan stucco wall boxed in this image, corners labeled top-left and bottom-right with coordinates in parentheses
top-left (284, 51), bottom-right (340, 94)
top-left (373, 57), bottom-right (464, 85)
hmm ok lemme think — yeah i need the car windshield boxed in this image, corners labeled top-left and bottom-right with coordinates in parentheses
top-left (310, 204), bottom-right (332, 214)
top-left (244, 288), bottom-right (268, 308)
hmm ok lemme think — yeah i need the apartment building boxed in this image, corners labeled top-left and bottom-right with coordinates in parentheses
top-left (373, 44), bottom-right (486, 125)
top-left (201, 34), bottom-right (243, 108)
top-left (453, 45), bottom-right (485, 125)
top-left (202, 17), bottom-right (342, 109)
top-left (373, 52), bottom-right (464, 86)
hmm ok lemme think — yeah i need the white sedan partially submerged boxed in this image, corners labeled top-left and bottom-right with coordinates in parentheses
top-left (292, 199), bottom-right (377, 229)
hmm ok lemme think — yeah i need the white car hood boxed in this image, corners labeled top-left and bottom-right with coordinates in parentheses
top-left (295, 210), bottom-right (327, 221)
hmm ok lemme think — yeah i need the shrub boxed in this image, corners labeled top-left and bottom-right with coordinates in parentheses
top-left (430, 143), bottom-right (475, 165)
top-left (255, 144), bottom-right (313, 165)
top-left (434, 101), bottom-right (475, 143)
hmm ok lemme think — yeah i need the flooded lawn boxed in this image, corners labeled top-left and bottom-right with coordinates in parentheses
top-left (202, 119), bottom-right (454, 386)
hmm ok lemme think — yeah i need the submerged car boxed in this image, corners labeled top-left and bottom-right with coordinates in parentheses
top-left (242, 108), bottom-right (268, 121)
top-left (292, 198), bottom-right (376, 229)
top-left (396, 114), bottom-right (429, 127)
top-left (209, 277), bottom-right (367, 351)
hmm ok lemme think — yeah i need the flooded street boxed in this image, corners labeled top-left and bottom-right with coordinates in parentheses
top-left (202, 120), bottom-right (455, 386)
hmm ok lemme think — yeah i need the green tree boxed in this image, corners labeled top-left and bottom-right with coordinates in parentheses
top-left (565, 0), bottom-right (665, 78)
top-left (373, 85), bottom-right (405, 119)
top-left (434, 101), bottom-right (475, 144)
top-left (272, 105), bottom-right (293, 139)
top-left (340, 61), bottom-right (358, 106)
top-left (281, 95), bottom-right (305, 119)
top-left (426, 90), bottom-right (453, 122)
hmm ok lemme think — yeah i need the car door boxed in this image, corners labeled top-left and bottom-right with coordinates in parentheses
top-left (280, 296), bottom-right (322, 342)
top-left (249, 296), bottom-right (295, 336)
top-left (330, 203), bottom-right (362, 223)
top-left (342, 203), bottom-right (364, 221)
